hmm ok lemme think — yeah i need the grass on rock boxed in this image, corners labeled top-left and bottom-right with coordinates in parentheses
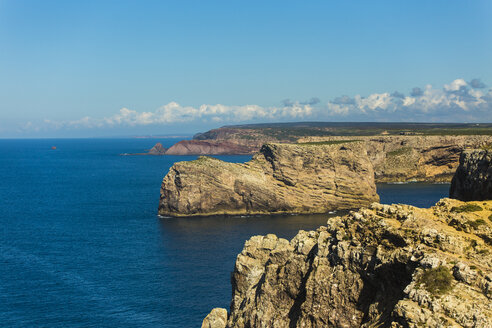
top-left (450, 204), bottom-right (483, 213)
top-left (418, 266), bottom-right (453, 295)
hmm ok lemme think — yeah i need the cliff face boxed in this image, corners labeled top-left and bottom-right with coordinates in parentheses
top-left (204, 199), bottom-right (492, 327)
top-left (450, 149), bottom-right (492, 201)
top-left (299, 135), bottom-right (492, 182)
top-left (165, 140), bottom-right (254, 155)
top-left (158, 142), bottom-right (379, 217)
top-left (176, 130), bottom-right (492, 182)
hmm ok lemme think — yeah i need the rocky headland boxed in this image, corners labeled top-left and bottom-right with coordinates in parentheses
top-left (450, 149), bottom-right (492, 201)
top-left (165, 140), bottom-right (254, 155)
top-left (169, 123), bottom-right (492, 182)
top-left (184, 133), bottom-right (492, 182)
top-left (202, 198), bottom-right (492, 327)
top-left (299, 136), bottom-right (492, 183)
top-left (120, 142), bottom-right (167, 156)
top-left (159, 142), bottom-right (379, 217)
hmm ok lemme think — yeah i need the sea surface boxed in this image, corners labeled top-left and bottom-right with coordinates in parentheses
top-left (0, 138), bottom-right (451, 327)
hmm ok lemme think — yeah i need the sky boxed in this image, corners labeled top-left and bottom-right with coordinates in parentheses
top-left (0, 0), bottom-right (491, 137)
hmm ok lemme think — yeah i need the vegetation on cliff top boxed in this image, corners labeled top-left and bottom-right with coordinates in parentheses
top-left (450, 204), bottom-right (483, 213)
top-left (297, 140), bottom-right (360, 146)
top-left (387, 146), bottom-right (413, 156)
top-left (418, 266), bottom-right (454, 295)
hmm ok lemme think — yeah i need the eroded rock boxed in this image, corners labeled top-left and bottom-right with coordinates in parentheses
top-left (203, 199), bottom-right (492, 327)
top-left (158, 142), bottom-right (379, 217)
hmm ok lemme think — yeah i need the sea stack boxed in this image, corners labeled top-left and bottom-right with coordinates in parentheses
top-left (148, 142), bottom-right (167, 155)
top-left (450, 149), bottom-right (492, 201)
top-left (158, 142), bottom-right (379, 217)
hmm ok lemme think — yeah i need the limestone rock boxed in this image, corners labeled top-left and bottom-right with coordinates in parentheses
top-left (205, 199), bottom-right (492, 327)
top-left (299, 135), bottom-right (492, 183)
top-left (165, 140), bottom-right (254, 155)
top-left (158, 142), bottom-right (379, 217)
top-left (201, 308), bottom-right (227, 328)
top-left (194, 126), bottom-right (492, 182)
top-left (450, 149), bottom-right (492, 201)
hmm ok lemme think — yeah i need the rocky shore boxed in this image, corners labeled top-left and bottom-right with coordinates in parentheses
top-left (159, 142), bottom-right (379, 217)
top-left (202, 198), bottom-right (492, 327)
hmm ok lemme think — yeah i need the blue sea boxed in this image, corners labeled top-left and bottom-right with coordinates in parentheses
top-left (0, 139), bottom-right (451, 327)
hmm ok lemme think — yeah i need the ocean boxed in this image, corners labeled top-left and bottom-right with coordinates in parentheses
top-left (0, 138), bottom-right (451, 327)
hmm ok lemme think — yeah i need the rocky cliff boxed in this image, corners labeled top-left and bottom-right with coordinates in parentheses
top-left (147, 142), bottom-right (167, 155)
top-left (299, 136), bottom-right (492, 182)
top-left (450, 149), bottom-right (492, 201)
top-left (203, 198), bottom-right (492, 327)
top-left (165, 140), bottom-right (255, 155)
top-left (174, 128), bottom-right (492, 182)
top-left (159, 142), bottom-right (379, 217)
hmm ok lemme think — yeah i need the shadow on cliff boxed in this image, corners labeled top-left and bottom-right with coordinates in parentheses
top-left (357, 260), bottom-right (417, 327)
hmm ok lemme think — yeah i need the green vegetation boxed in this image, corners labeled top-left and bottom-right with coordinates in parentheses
top-left (450, 204), bottom-right (483, 213)
top-left (298, 140), bottom-right (360, 146)
top-left (387, 147), bottom-right (413, 156)
top-left (468, 218), bottom-right (486, 229)
top-left (418, 266), bottom-right (454, 295)
top-left (227, 122), bottom-right (492, 137)
top-left (489, 214), bottom-right (492, 222)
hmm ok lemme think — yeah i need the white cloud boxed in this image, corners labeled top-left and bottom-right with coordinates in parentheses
top-left (323, 78), bottom-right (492, 121)
top-left (34, 78), bottom-right (492, 133)
top-left (42, 101), bottom-right (314, 130)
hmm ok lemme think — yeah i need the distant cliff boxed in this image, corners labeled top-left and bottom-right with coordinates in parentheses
top-left (158, 142), bottom-right (379, 217)
top-left (168, 124), bottom-right (492, 182)
top-left (165, 140), bottom-right (254, 155)
top-left (450, 149), bottom-right (492, 201)
top-left (202, 198), bottom-right (492, 327)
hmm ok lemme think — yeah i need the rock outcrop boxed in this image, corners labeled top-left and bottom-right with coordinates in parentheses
top-left (190, 124), bottom-right (492, 182)
top-left (450, 149), bottom-right (492, 201)
top-left (203, 199), bottom-right (492, 327)
top-left (158, 142), bottom-right (379, 217)
top-left (147, 142), bottom-right (167, 155)
top-left (299, 136), bottom-right (492, 182)
top-left (165, 140), bottom-right (254, 155)
top-left (202, 308), bottom-right (228, 328)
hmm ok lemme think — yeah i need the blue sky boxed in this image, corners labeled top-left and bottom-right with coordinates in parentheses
top-left (0, 0), bottom-right (491, 137)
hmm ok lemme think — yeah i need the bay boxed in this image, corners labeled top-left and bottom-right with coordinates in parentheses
top-left (0, 138), bottom-right (450, 327)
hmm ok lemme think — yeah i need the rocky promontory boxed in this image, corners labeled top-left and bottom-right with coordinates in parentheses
top-left (165, 140), bottom-right (254, 155)
top-left (159, 142), bottom-right (379, 217)
top-left (450, 149), bottom-right (492, 201)
top-left (203, 198), bottom-right (492, 327)
top-left (299, 135), bottom-right (492, 183)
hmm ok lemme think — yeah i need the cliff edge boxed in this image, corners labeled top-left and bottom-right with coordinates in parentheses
top-left (159, 142), bottom-right (379, 217)
top-left (204, 198), bottom-right (492, 327)
top-left (450, 149), bottom-right (492, 201)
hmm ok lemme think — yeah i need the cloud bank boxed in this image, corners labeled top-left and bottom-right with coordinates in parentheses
top-left (323, 78), bottom-right (491, 122)
top-left (28, 78), bottom-right (492, 134)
